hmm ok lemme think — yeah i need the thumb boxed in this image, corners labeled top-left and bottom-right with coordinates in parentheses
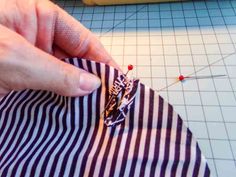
top-left (0, 26), bottom-right (101, 97)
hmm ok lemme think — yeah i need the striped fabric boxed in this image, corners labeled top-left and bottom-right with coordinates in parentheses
top-left (0, 58), bottom-right (210, 177)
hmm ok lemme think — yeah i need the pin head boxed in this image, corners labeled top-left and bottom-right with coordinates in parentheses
top-left (178, 75), bottom-right (185, 81)
top-left (128, 64), bottom-right (133, 71)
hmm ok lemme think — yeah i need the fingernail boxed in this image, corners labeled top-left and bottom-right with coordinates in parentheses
top-left (79, 72), bottom-right (101, 92)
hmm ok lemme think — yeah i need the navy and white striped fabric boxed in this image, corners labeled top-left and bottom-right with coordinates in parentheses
top-left (0, 58), bottom-right (210, 177)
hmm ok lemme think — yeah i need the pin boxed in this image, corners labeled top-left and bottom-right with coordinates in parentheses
top-left (178, 74), bottom-right (227, 81)
top-left (125, 64), bottom-right (134, 75)
top-left (102, 64), bottom-right (134, 113)
top-left (102, 64), bottom-right (139, 127)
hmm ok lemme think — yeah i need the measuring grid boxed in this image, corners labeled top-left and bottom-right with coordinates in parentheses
top-left (56, 0), bottom-right (236, 176)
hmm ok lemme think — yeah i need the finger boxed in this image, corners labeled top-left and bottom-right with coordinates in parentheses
top-left (15, 0), bottom-right (38, 45)
top-left (51, 3), bottom-right (121, 70)
top-left (24, 45), bottom-right (102, 96)
top-left (0, 0), bottom-right (38, 45)
top-left (0, 25), bottom-right (101, 97)
top-left (35, 0), bottom-right (55, 54)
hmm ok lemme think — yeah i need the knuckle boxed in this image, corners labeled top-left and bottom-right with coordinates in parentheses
top-left (72, 30), bottom-right (94, 57)
top-left (36, 1), bottom-right (57, 20)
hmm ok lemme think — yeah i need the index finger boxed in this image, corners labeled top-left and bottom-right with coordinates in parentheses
top-left (53, 3), bottom-right (120, 70)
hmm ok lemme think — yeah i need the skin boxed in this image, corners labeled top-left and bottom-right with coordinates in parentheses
top-left (0, 0), bottom-right (120, 99)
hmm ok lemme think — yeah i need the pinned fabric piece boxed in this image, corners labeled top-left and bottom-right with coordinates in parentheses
top-left (0, 58), bottom-right (210, 177)
top-left (103, 72), bottom-right (140, 127)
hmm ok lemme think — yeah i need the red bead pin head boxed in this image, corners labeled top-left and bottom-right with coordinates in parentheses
top-left (125, 64), bottom-right (134, 75)
top-left (128, 64), bottom-right (133, 71)
top-left (178, 75), bottom-right (185, 81)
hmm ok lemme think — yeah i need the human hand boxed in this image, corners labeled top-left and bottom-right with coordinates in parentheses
top-left (0, 0), bottom-right (119, 99)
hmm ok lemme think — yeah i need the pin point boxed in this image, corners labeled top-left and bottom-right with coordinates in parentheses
top-left (178, 74), bottom-right (227, 81)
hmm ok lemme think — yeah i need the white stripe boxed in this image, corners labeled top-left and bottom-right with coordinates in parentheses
top-left (67, 89), bottom-right (89, 176)
top-left (102, 126), bottom-right (122, 176)
top-left (176, 123), bottom-right (188, 175)
top-left (53, 97), bottom-right (75, 177)
top-left (122, 86), bottom-right (141, 177)
top-left (144, 92), bottom-right (160, 177)
top-left (165, 112), bottom-right (179, 176)
top-left (134, 88), bottom-right (150, 177)
top-left (198, 154), bottom-right (208, 176)
top-left (187, 137), bottom-right (196, 177)
top-left (112, 113), bottom-right (134, 177)
top-left (154, 101), bottom-right (169, 176)
top-left (62, 93), bottom-right (80, 176)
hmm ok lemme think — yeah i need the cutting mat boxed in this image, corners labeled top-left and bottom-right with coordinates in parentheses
top-left (56, 0), bottom-right (236, 176)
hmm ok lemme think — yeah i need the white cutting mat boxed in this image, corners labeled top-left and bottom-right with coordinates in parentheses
top-left (56, 0), bottom-right (236, 176)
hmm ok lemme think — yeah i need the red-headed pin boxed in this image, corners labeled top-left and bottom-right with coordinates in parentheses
top-left (178, 74), bottom-right (226, 82)
top-left (125, 64), bottom-right (134, 75)
top-left (178, 75), bottom-right (185, 81)
top-left (128, 64), bottom-right (133, 71)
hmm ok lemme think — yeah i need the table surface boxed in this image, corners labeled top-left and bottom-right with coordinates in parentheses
top-left (56, 0), bottom-right (236, 176)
